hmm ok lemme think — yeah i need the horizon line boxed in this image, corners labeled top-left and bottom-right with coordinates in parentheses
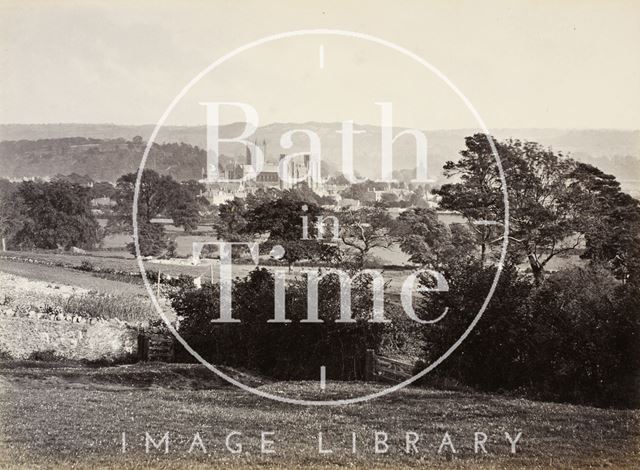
top-left (0, 122), bottom-right (639, 133)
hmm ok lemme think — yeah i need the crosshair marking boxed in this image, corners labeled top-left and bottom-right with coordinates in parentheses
top-left (133, 29), bottom-right (510, 406)
top-left (319, 44), bottom-right (324, 69)
top-left (320, 366), bottom-right (326, 390)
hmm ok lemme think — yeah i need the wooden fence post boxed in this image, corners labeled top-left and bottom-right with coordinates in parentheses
top-left (137, 333), bottom-right (149, 362)
top-left (365, 349), bottom-right (375, 381)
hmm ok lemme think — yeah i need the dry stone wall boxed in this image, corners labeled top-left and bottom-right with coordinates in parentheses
top-left (0, 309), bottom-right (139, 361)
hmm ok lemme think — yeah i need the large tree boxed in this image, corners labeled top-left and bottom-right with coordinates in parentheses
top-left (242, 197), bottom-right (333, 269)
top-left (437, 134), bottom-right (585, 283)
top-left (1, 180), bottom-right (101, 250)
top-left (114, 169), bottom-right (180, 224)
top-left (567, 162), bottom-right (640, 283)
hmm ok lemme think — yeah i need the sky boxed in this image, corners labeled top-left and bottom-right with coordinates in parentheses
top-left (0, 0), bottom-right (639, 129)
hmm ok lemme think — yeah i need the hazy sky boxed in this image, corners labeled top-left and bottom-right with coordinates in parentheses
top-left (0, 0), bottom-right (638, 129)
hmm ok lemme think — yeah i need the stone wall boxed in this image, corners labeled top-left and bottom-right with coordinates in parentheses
top-left (0, 312), bottom-right (139, 361)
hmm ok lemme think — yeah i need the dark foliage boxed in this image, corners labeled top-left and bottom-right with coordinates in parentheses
top-left (0, 180), bottom-right (101, 250)
top-left (171, 268), bottom-right (386, 380)
top-left (419, 262), bottom-right (640, 408)
top-left (128, 222), bottom-right (168, 257)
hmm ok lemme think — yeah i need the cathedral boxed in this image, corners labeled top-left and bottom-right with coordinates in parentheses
top-left (203, 139), bottom-right (324, 204)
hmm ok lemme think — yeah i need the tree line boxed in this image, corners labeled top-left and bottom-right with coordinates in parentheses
top-left (0, 171), bottom-right (209, 253)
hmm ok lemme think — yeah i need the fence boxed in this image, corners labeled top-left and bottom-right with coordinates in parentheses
top-left (365, 349), bottom-right (414, 382)
top-left (137, 332), bottom-right (174, 362)
top-left (134, 338), bottom-right (415, 384)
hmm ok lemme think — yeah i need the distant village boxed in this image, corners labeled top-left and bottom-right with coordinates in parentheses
top-left (7, 136), bottom-right (442, 218)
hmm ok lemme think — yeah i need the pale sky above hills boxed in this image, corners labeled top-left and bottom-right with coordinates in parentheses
top-left (0, 0), bottom-right (638, 129)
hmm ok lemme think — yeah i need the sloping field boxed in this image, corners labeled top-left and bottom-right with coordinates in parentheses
top-left (0, 251), bottom-right (419, 292)
top-left (0, 361), bottom-right (638, 469)
top-left (0, 259), bottom-right (147, 296)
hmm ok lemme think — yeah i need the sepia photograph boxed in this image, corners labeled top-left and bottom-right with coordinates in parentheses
top-left (0, 1), bottom-right (638, 468)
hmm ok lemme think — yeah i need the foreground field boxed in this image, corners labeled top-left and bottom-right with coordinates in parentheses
top-left (0, 362), bottom-right (638, 469)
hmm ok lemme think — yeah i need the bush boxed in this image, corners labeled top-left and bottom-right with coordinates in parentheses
top-left (28, 350), bottom-right (63, 361)
top-left (521, 268), bottom-right (639, 407)
top-left (171, 268), bottom-right (386, 380)
top-left (419, 263), bottom-right (640, 408)
top-left (78, 260), bottom-right (94, 272)
top-left (127, 222), bottom-right (168, 257)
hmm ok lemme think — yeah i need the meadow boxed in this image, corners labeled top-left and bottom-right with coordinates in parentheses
top-left (0, 361), bottom-right (637, 469)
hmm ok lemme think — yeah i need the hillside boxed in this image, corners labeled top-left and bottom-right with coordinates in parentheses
top-left (0, 124), bottom-right (638, 194)
top-left (0, 137), bottom-right (207, 183)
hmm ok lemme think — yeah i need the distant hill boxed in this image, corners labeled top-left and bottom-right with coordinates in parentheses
top-left (0, 137), bottom-right (207, 183)
top-left (1, 124), bottom-right (638, 195)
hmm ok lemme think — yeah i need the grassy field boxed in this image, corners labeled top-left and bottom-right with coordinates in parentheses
top-left (0, 361), bottom-right (638, 469)
top-left (0, 258), bottom-right (148, 296)
top-left (0, 250), bottom-right (419, 292)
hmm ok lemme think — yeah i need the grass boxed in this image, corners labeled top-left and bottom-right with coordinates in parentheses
top-left (0, 250), bottom-right (422, 296)
top-left (0, 361), bottom-right (638, 469)
top-left (0, 258), bottom-right (147, 296)
top-left (44, 293), bottom-right (158, 322)
top-left (0, 264), bottom-right (167, 323)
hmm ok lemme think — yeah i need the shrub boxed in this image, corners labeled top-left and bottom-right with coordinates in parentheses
top-left (521, 268), bottom-right (639, 407)
top-left (419, 263), bottom-right (640, 408)
top-left (171, 268), bottom-right (386, 380)
top-left (28, 350), bottom-right (63, 361)
top-left (78, 260), bottom-right (94, 272)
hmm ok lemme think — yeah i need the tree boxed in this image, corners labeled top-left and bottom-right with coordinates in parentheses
top-left (393, 207), bottom-right (476, 266)
top-left (378, 192), bottom-right (400, 207)
top-left (286, 182), bottom-right (335, 206)
top-left (437, 134), bottom-right (583, 282)
top-left (567, 162), bottom-right (640, 283)
top-left (0, 181), bottom-right (26, 248)
top-left (407, 185), bottom-right (429, 208)
top-left (245, 198), bottom-right (321, 240)
top-left (127, 221), bottom-right (169, 257)
top-left (114, 169), bottom-right (179, 224)
top-left (337, 207), bottom-right (394, 267)
top-left (52, 173), bottom-right (93, 187)
top-left (340, 180), bottom-right (378, 201)
top-left (417, 259), bottom-right (640, 407)
top-left (214, 198), bottom-right (248, 241)
top-left (243, 197), bottom-right (331, 270)
top-left (168, 185), bottom-right (200, 232)
top-left (90, 181), bottom-right (116, 199)
top-left (0, 180), bottom-right (101, 250)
